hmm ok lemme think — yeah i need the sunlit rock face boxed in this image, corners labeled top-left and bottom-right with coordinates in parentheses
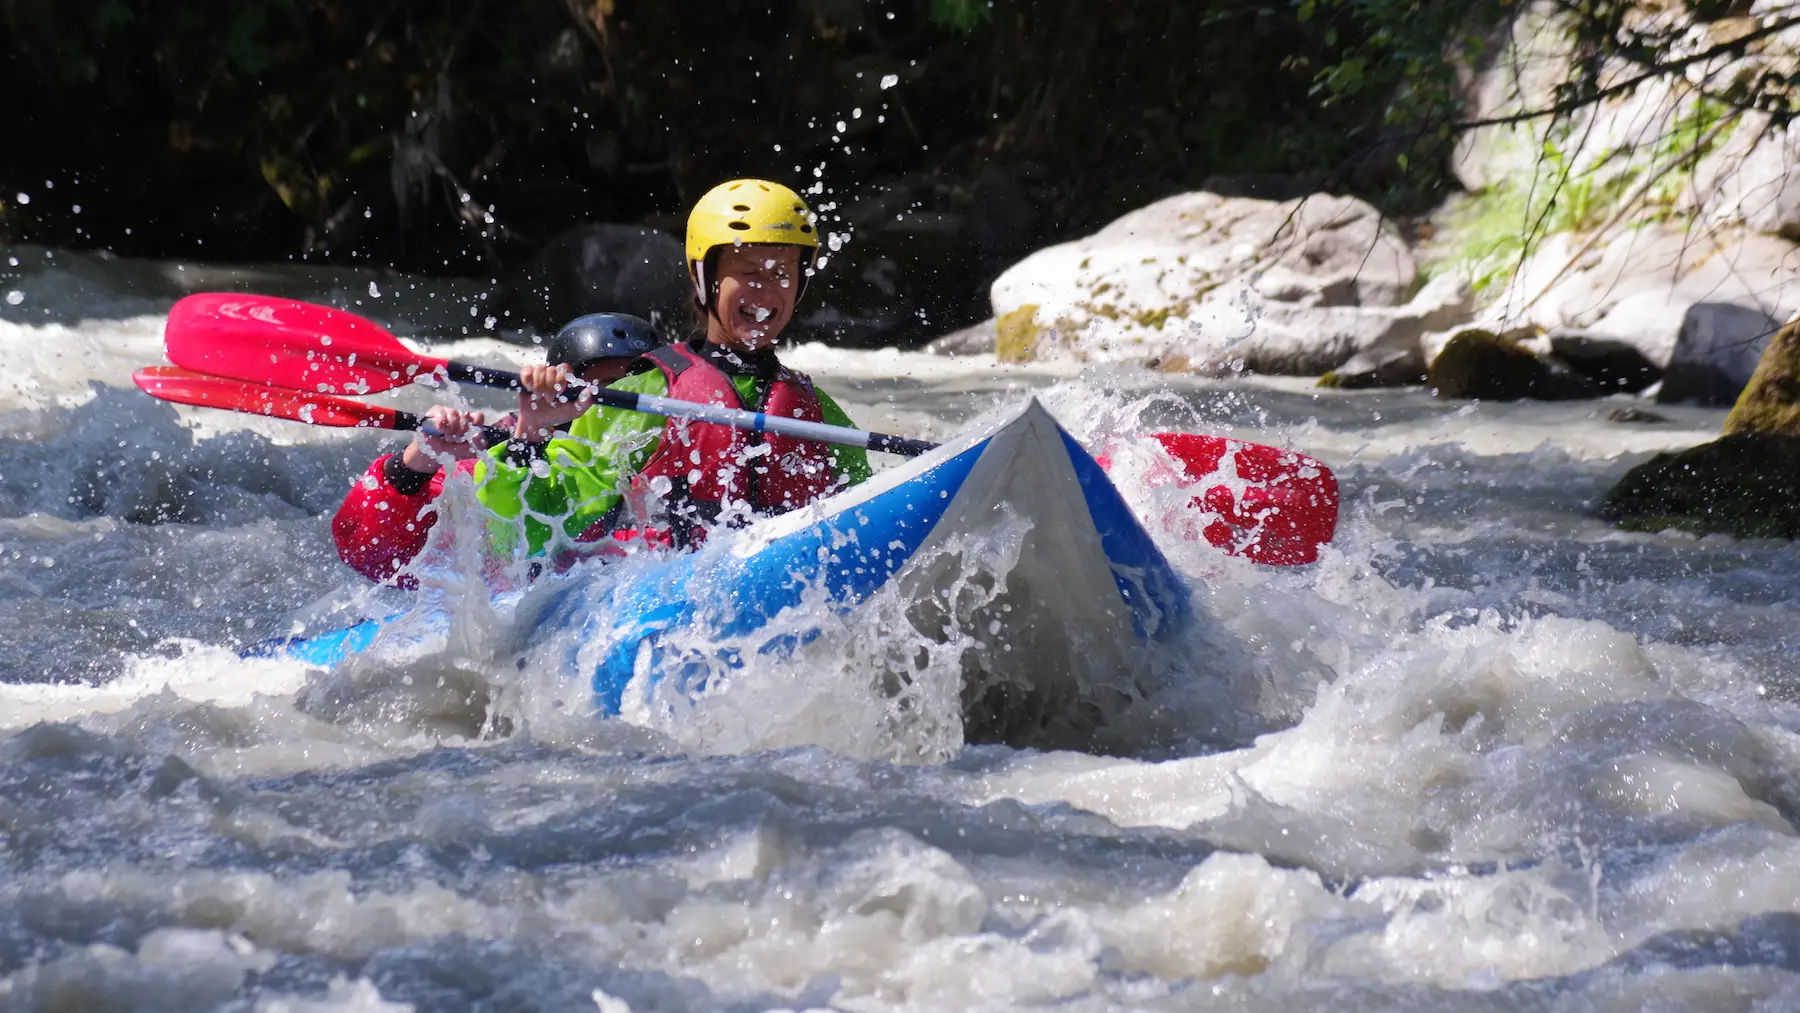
top-left (987, 191), bottom-right (1454, 375)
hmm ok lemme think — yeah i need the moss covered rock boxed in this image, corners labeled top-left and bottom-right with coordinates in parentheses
top-left (995, 304), bottom-right (1045, 363)
top-left (1723, 317), bottom-right (1800, 435)
top-left (1599, 433), bottom-right (1800, 539)
top-left (1428, 328), bottom-right (1599, 401)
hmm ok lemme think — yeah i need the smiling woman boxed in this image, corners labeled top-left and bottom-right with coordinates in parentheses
top-left (473, 178), bottom-right (874, 556)
top-left (709, 244), bottom-right (802, 351)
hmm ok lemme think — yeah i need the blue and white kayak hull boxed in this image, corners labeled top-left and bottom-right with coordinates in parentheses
top-left (532, 397), bottom-right (1189, 744)
top-left (257, 398), bottom-right (1190, 746)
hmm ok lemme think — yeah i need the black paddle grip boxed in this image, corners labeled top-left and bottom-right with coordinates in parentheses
top-left (444, 362), bottom-right (525, 389)
top-left (868, 433), bottom-right (940, 458)
top-left (397, 409), bottom-right (511, 446)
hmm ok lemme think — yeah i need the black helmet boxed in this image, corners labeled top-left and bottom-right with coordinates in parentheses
top-left (546, 313), bottom-right (660, 370)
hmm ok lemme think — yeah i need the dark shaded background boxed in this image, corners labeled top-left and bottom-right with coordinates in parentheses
top-left (0, 0), bottom-right (1451, 342)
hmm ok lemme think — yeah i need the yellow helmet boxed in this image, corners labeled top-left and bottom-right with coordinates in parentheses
top-left (686, 179), bottom-right (819, 309)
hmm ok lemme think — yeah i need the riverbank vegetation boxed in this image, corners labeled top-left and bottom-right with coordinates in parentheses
top-left (6, 1), bottom-right (1800, 286)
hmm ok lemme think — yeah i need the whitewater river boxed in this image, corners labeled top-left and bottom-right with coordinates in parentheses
top-left (4, 247), bottom-right (1800, 1011)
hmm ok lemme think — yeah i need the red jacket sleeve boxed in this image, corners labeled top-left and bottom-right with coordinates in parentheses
top-left (331, 454), bottom-right (450, 586)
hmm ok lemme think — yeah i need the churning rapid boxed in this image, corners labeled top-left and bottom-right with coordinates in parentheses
top-left (5, 254), bottom-right (1800, 1012)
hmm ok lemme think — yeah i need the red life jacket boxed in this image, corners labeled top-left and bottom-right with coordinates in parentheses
top-left (633, 344), bottom-right (838, 529)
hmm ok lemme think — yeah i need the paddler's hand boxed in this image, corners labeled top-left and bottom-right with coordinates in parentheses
top-left (401, 406), bottom-right (489, 474)
top-left (513, 363), bottom-right (595, 444)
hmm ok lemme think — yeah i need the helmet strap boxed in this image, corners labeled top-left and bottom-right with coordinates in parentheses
top-left (691, 252), bottom-right (727, 322)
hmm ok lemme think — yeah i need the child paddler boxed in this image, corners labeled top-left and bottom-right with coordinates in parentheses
top-left (475, 179), bottom-right (871, 559)
top-left (333, 313), bottom-right (660, 585)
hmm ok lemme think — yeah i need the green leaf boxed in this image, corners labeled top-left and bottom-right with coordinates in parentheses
top-left (930, 0), bottom-right (992, 34)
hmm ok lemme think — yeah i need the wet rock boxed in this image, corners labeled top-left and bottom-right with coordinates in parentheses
top-left (1549, 330), bottom-right (1663, 394)
top-left (1724, 316), bottom-right (1800, 435)
top-left (1318, 346), bottom-right (1426, 389)
top-left (493, 224), bottom-right (690, 337)
top-left (1661, 301), bottom-right (1788, 406)
top-left (988, 191), bottom-right (1423, 370)
top-left (1429, 328), bottom-right (1599, 401)
top-left (1600, 432), bottom-right (1800, 539)
top-left (1605, 406), bottom-right (1672, 424)
top-left (926, 318), bottom-right (996, 356)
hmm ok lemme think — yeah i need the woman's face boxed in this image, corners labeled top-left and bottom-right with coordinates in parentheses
top-left (707, 244), bottom-right (803, 352)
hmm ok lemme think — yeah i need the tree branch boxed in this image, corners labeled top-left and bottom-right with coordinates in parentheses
top-left (1453, 13), bottom-right (1800, 132)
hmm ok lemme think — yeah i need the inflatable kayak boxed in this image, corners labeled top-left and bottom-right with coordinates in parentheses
top-left (257, 399), bottom-right (1191, 743)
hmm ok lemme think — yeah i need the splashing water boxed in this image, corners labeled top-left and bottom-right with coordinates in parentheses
top-left (3, 266), bottom-right (1800, 1010)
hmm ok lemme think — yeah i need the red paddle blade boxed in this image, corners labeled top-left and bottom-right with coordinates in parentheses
top-left (1102, 433), bottom-right (1339, 565)
top-left (163, 293), bottom-right (449, 396)
top-left (133, 366), bottom-right (405, 430)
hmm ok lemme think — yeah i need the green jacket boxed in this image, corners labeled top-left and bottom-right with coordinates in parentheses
top-left (474, 366), bottom-right (871, 557)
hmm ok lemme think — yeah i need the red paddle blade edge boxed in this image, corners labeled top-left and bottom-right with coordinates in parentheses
top-left (1102, 433), bottom-right (1339, 566)
top-left (163, 293), bottom-right (449, 396)
top-left (133, 367), bottom-right (404, 429)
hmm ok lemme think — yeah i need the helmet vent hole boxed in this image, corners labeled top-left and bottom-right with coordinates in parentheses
top-left (727, 221), bottom-right (752, 231)
top-left (799, 224), bottom-right (813, 233)
top-left (732, 204), bottom-right (751, 211)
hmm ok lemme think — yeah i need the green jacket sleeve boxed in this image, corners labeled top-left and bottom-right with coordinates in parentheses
top-left (474, 370), bottom-right (668, 558)
top-left (474, 367), bottom-right (871, 558)
top-left (815, 388), bottom-right (872, 488)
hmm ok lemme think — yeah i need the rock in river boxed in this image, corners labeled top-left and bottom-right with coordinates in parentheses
top-left (1428, 328), bottom-right (1599, 401)
top-left (1600, 433), bottom-right (1800, 539)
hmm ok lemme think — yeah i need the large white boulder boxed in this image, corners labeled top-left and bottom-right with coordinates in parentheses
top-left (988, 191), bottom-right (1430, 373)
